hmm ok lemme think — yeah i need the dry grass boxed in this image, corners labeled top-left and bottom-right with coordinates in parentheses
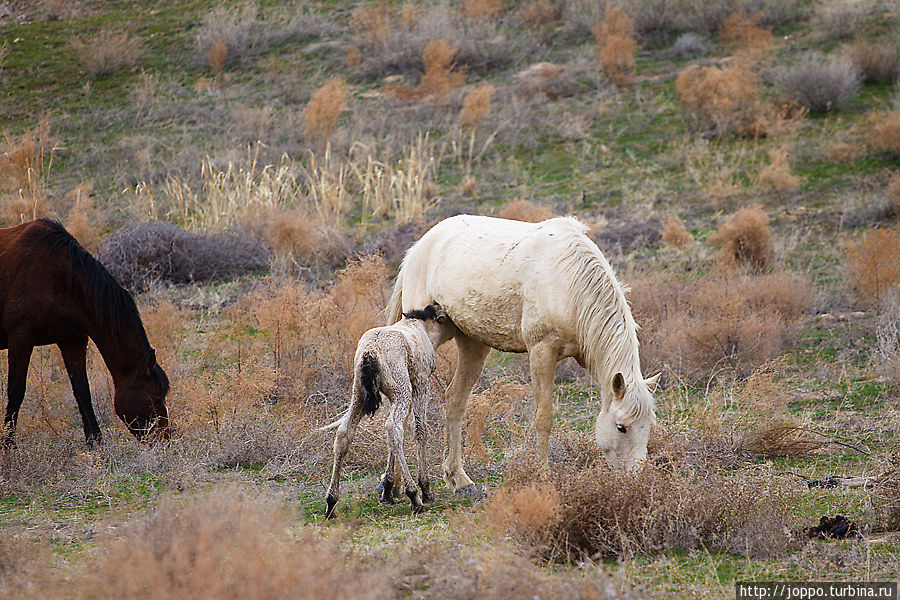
top-left (496, 199), bottom-right (554, 223)
top-left (872, 460), bottom-right (900, 531)
top-left (709, 206), bottom-right (773, 272)
top-left (660, 215), bottom-right (693, 250)
top-left (207, 38), bottom-right (227, 76)
top-left (719, 11), bottom-right (775, 55)
top-left (844, 227), bottom-right (900, 307)
top-left (866, 110), bottom-right (900, 160)
top-left (70, 30), bottom-right (142, 78)
top-left (267, 210), bottom-right (350, 272)
top-left (0, 119), bottom-right (55, 225)
top-left (50, 487), bottom-right (391, 600)
top-left (461, 0), bottom-right (506, 20)
top-left (63, 180), bottom-right (103, 253)
top-left (757, 146), bottom-right (800, 192)
top-left (464, 376), bottom-right (529, 462)
top-left (493, 432), bottom-right (796, 559)
top-left (304, 77), bottom-right (349, 148)
top-left (593, 6), bottom-right (638, 86)
top-left (632, 270), bottom-right (811, 381)
top-left (460, 83), bottom-right (494, 129)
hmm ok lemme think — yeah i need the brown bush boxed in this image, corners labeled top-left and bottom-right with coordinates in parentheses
top-left (757, 146), bottom-right (799, 192)
top-left (421, 38), bottom-right (466, 104)
top-left (660, 215), bottom-right (692, 250)
top-left (848, 40), bottom-right (900, 83)
top-left (304, 77), bottom-right (349, 147)
top-left (461, 0), bottom-right (506, 20)
top-left (719, 11), bottom-right (774, 56)
top-left (0, 117), bottom-right (55, 225)
top-left (496, 432), bottom-right (795, 559)
top-left (350, 1), bottom-right (391, 46)
top-left (844, 227), bottom-right (900, 306)
top-left (267, 210), bottom-right (350, 271)
top-left (888, 175), bottom-right (900, 216)
top-left (70, 31), bottom-right (142, 78)
top-left (517, 0), bottom-right (563, 28)
top-left (207, 38), bottom-right (227, 75)
top-left (63, 180), bottom-right (103, 254)
top-left (631, 270), bottom-right (811, 381)
top-left (675, 62), bottom-right (758, 135)
top-left (709, 206), bottom-right (773, 272)
top-left (460, 83), bottom-right (494, 129)
top-left (593, 6), bottom-right (638, 86)
top-left (465, 376), bottom-right (529, 462)
top-left (496, 199), bottom-right (554, 222)
top-left (866, 111), bottom-right (900, 160)
top-left (55, 487), bottom-right (391, 600)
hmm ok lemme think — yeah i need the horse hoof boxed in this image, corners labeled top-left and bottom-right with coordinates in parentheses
top-left (325, 495), bottom-right (338, 519)
top-left (411, 503), bottom-right (425, 514)
top-left (455, 485), bottom-right (483, 499)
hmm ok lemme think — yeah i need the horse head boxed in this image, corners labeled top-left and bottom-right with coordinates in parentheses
top-left (594, 372), bottom-right (659, 470)
top-left (114, 349), bottom-right (171, 441)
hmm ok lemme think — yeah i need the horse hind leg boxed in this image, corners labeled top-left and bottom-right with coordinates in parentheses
top-left (325, 383), bottom-right (366, 518)
top-left (384, 385), bottom-right (424, 514)
top-left (443, 333), bottom-right (489, 497)
top-left (58, 338), bottom-right (101, 445)
top-left (4, 344), bottom-right (33, 448)
top-left (414, 389), bottom-right (432, 503)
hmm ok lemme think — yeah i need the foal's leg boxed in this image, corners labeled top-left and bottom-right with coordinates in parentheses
top-left (383, 383), bottom-right (424, 514)
top-left (325, 382), bottom-right (366, 518)
top-left (58, 338), bottom-right (101, 445)
top-left (443, 333), bottom-right (489, 496)
top-left (413, 388), bottom-right (432, 502)
top-left (3, 344), bottom-right (33, 448)
top-left (528, 341), bottom-right (559, 467)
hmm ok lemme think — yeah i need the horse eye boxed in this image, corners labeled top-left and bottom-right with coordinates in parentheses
top-left (616, 424), bottom-right (627, 434)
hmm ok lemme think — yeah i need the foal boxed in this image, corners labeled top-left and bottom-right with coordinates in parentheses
top-left (324, 303), bottom-right (454, 518)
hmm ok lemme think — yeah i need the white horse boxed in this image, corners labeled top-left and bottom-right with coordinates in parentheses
top-left (386, 215), bottom-right (658, 495)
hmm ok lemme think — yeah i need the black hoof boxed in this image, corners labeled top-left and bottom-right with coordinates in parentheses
top-left (407, 489), bottom-right (424, 514)
top-left (325, 495), bottom-right (338, 519)
top-left (380, 479), bottom-right (395, 504)
top-left (455, 484), bottom-right (483, 499)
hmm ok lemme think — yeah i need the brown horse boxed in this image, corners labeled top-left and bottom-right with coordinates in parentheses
top-left (1, 218), bottom-right (170, 445)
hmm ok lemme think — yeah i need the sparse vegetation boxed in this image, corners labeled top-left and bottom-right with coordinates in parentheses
top-left (2, 1), bottom-right (899, 597)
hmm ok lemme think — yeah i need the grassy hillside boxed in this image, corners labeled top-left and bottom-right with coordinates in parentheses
top-left (2, 1), bottom-right (900, 598)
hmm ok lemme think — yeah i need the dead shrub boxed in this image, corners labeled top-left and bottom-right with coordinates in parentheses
top-left (828, 141), bottom-right (863, 163)
top-left (0, 117), bottom-right (55, 225)
top-left (496, 199), bottom-right (554, 223)
top-left (460, 83), bottom-right (494, 129)
top-left (497, 432), bottom-right (795, 559)
top-left (465, 376), bottom-right (530, 462)
top-left (848, 40), bottom-right (900, 83)
top-left (58, 487), bottom-right (391, 600)
top-left (675, 62), bottom-right (758, 135)
top-left (421, 38), bottom-right (466, 104)
top-left (866, 110), bottom-right (900, 160)
top-left (719, 11), bottom-right (775, 57)
top-left (99, 222), bottom-right (270, 291)
top-left (757, 146), bottom-right (799, 192)
top-left (593, 6), bottom-right (638, 86)
top-left (267, 210), bottom-right (350, 271)
top-left (70, 30), bottom-right (142, 77)
top-left (304, 76), bottom-right (349, 147)
top-left (709, 206), bottom-right (773, 272)
top-left (844, 227), bottom-right (900, 307)
top-left (517, 0), bottom-right (563, 28)
top-left (207, 38), bottom-right (227, 75)
top-left (63, 180), bottom-right (103, 254)
top-left (660, 215), bottom-right (692, 250)
top-left (771, 53), bottom-right (862, 112)
top-left (631, 270), bottom-right (811, 381)
top-left (888, 175), bottom-right (900, 217)
top-left (461, 0), bottom-right (506, 20)
top-left (350, 1), bottom-right (391, 46)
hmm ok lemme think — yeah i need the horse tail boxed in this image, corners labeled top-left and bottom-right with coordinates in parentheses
top-left (385, 267), bottom-right (403, 325)
top-left (360, 352), bottom-right (382, 416)
top-left (318, 416), bottom-right (345, 432)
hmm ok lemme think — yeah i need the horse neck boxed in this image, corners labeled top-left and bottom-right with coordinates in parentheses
top-left (88, 318), bottom-right (150, 383)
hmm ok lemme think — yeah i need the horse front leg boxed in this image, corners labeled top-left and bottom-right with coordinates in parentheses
top-left (443, 334), bottom-right (489, 497)
top-left (4, 344), bottom-right (33, 448)
top-left (58, 338), bottom-right (101, 446)
top-left (528, 342), bottom-right (559, 467)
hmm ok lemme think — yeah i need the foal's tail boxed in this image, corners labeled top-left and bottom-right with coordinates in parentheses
top-left (360, 352), bottom-right (382, 416)
top-left (385, 268), bottom-right (404, 325)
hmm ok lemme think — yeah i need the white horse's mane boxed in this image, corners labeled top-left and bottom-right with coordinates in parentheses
top-left (555, 218), bottom-right (653, 421)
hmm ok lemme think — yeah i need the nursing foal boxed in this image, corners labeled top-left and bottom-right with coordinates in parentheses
top-left (324, 303), bottom-right (454, 518)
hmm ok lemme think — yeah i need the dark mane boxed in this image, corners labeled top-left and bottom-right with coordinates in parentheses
top-left (402, 304), bottom-right (438, 321)
top-left (38, 218), bottom-right (146, 339)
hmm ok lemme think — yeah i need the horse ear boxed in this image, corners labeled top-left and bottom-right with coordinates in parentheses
top-left (645, 373), bottom-right (660, 392)
top-left (612, 372), bottom-right (625, 400)
top-left (142, 349), bottom-right (157, 375)
top-left (433, 303), bottom-right (448, 324)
